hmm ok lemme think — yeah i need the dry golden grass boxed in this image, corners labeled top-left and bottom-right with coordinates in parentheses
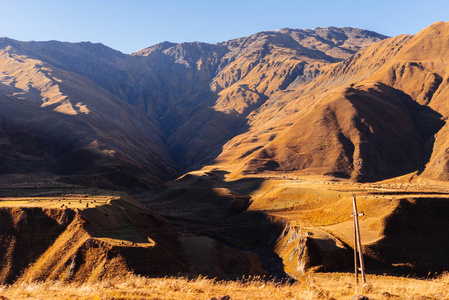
top-left (0, 272), bottom-right (448, 300)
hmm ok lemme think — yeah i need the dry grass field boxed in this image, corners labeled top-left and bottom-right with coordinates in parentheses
top-left (0, 272), bottom-right (448, 299)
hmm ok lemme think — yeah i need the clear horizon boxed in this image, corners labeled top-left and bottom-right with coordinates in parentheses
top-left (1, 0), bottom-right (448, 54)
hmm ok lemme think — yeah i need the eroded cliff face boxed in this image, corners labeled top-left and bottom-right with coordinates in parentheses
top-left (0, 203), bottom-right (188, 284)
top-left (0, 207), bottom-right (76, 283)
top-left (274, 221), bottom-right (351, 276)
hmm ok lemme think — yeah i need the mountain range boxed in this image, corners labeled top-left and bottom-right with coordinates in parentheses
top-left (3, 23), bottom-right (449, 188)
top-left (0, 26), bottom-right (390, 189)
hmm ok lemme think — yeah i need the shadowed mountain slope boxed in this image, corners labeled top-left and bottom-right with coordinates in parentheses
top-left (0, 39), bottom-right (175, 189)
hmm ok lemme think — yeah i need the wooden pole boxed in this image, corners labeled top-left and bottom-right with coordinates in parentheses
top-left (353, 214), bottom-right (359, 285)
top-left (352, 194), bottom-right (366, 284)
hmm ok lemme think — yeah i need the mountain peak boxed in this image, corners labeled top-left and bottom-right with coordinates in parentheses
top-left (132, 41), bottom-right (178, 56)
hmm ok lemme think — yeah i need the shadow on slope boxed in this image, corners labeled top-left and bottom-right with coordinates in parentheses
top-left (0, 207), bottom-right (76, 284)
top-left (367, 197), bottom-right (449, 274)
top-left (0, 87), bottom-right (167, 192)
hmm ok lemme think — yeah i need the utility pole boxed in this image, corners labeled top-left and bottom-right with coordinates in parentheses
top-left (353, 214), bottom-right (359, 284)
top-left (352, 194), bottom-right (366, 284)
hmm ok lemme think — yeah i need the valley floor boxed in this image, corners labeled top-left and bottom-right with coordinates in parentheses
top-left (0, 272), bottom-right (448, 299)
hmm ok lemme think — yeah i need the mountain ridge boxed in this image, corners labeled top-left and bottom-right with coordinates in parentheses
top-left (0, 26), bottom-right (387, 188)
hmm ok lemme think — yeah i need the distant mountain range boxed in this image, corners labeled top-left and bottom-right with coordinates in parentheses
top-left (2, 23), bottom-right (449, 189)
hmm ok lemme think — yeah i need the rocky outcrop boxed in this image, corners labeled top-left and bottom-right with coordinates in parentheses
top-left (271, 219), bottom-right (351, 277)
top-left (0, 200), bottom-right (188, 284)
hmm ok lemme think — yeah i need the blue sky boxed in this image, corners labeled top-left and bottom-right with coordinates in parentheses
top-left (0, 0), bottom-right (448, 54)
